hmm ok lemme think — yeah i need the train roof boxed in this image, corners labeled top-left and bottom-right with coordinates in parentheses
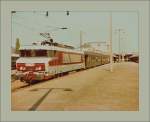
top-left (20, 45), bottom-right (84, 54)
top-left (84, 50), bottom-right (110, 56)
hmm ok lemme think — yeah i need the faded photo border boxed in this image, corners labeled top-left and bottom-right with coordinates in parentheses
top-left (0, 0), bottom-right (150, 122)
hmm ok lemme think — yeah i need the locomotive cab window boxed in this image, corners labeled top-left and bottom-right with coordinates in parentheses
top-left (35, 50), bottom-right (47, 57)
top-left (20, 50), bottom-right (48, 57)
top-left (20, 50), bottom-right (31, 57)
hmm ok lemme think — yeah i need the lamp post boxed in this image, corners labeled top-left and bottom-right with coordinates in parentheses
top-left (109, 12), bottom-right (113, 72)
top-left (114, 28), bottom-right (125, 62)
top-left (80, 31), bottom-right (83, 51)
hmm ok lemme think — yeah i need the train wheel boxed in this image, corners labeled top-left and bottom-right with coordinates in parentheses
top-left (56, 73), bottom-right (60, 77)
top-left (64, 72), bottom-right (69, 75)
top-left (54, 74), bottom-right (57, 78)
top-left (20, 77), bottom-right (24, 82)
top-left (27, 80), bottom-right (32, 85)
top-left (59, 73), bottom-right (63, 77)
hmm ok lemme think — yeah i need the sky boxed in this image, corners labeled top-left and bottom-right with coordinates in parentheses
top-left (12, 11), bottom-right (138, 53)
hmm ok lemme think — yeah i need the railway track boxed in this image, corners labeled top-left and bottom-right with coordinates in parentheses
top-left (11, 66), bottom-right (100, 92)
top-left (11, 70), bottom-right (80, 92)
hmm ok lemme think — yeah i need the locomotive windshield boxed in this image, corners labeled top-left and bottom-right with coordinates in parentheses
top-left (20, 50), bottom-right (55, 57)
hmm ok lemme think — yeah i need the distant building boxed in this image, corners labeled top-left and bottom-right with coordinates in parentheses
top-left (113, 53), bottom-right (139, 63)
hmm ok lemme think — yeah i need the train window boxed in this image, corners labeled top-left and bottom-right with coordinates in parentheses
top-left (63, 53), bottom-right (82, 64)
top-left (47, 50), bottom-right (55, 57)
top-left (20, 50), bottom-right (31, 57)
top-left (69, 54), bottom-right (81, 63)
top-left (35, 50), bottom-right (47, 57)
top-left (31, 50), bottom-right (35, 57)
top-left (96, 57), bottom-right (98, 61)
top-left (63, 53), bottom-right (70, 63)
top-left (20, 50), bottom-right (48, 57)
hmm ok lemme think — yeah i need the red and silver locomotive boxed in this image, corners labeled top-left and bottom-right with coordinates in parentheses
top-left (16, 41), bottom-right (85, 83)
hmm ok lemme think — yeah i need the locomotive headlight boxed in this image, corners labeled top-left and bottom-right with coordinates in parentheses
top-left (20, 66), bottom-right (23, 70)
top-left (20, 66), bottom-right (26, 71)
top-left (35, 66), bottom-right (42, 71)
top-left (38, 66), bottom-right (42, 70)
top-left (22, 67), bottom-right (26, 70)
top-left (35, 63), bottom-right (45, 71)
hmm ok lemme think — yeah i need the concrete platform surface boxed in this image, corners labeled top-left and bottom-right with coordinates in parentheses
top-left (11, 62), bottom-right (139, 111)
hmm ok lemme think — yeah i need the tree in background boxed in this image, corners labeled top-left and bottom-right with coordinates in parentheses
top-left (15, 38), bottom-right (20, 54)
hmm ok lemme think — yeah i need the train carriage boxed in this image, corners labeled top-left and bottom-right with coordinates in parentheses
top-left (84, 51), bottom-right (110, 68)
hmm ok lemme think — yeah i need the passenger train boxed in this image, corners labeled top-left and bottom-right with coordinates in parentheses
top-left (15, 41), bottom-right (110, 83)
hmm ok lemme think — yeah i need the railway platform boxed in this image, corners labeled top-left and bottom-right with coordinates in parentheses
top-left (11, 62), bottom-right (138, 111)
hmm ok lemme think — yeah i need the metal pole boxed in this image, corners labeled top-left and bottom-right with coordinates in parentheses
top-left (80, 31), bottom-right (83, 51)
top-left (118, 29), bottom-right (121, 62)
top-left (109, 12), bottom-right (113, 72)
